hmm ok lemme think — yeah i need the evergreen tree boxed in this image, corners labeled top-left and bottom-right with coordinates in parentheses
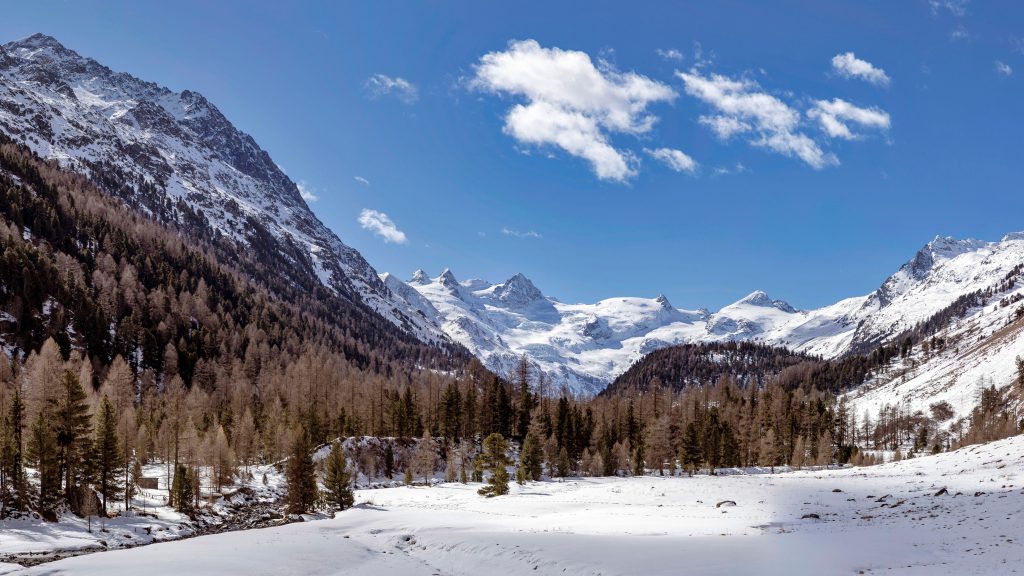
top-left (679, 422), bottom-right (701, 477)
top-left (720, 423), bottom-right (740, 468)
top-left (440, 383), bottom-right (462, 442)
top-left (93, 395), bottom-right (123, 516)
top-left (54, 370), bottom-right (92, 506)
top-left (128, 458), bottom-right (143, 504)
top-left (557, 446), bottom-right (571, 478)
top-left (477, 433), bottom-right (511, 497)
top-left (519, 432), bottom-right (543, 481)
top-left (514, 356), bottom-right (534, 440)
top-left (383, 443), bottom-right (394, 479)
top-left (170, 463), bottom-right (194, 514)
top-left (471, 454), bottom-right (483, 483)
top-left (322, 441), bottom-right (354, 511)
top-left (703, 409), bottom-right (723, 474)
top-left (26, 411), bottom-right (60, 515)
top-left (285, 430), bottom-right (318, 514)
top-left (1, 389), bottom-right (26, 511)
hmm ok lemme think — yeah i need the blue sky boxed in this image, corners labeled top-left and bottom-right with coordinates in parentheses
top-left (3, 0), bottom-right (1023, 310)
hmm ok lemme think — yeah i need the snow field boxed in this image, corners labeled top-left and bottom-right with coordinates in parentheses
top-left (14, 435), bottom-right (1024, 575)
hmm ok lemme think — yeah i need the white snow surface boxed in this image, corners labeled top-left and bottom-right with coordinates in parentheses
top-left (394, 234), bottom-right (1024, 395)
top-left (15, 435), bottom-right (1024, 575)
top-left (0, 34), bottom-right (443, 344)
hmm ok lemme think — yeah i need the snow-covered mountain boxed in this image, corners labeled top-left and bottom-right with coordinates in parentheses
top-left (0, 33), bottom-right (443, 344)
top-left (5, 34), bottom-right (1019, 403)
top-left (391, 233), bottom-right (1024, 395)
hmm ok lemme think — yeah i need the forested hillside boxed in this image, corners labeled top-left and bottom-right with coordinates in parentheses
top-left (0, 136), bottom-right (493, 517)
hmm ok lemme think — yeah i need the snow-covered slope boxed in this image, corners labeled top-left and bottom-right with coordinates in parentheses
top-left (0, 33), bottom-right (443, 343)
top-left (22, 435), bottom-right (1024, 575)
top-left (393, 234), bottom-right (1024, 395)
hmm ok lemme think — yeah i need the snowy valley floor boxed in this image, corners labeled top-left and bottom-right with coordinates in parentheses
top-left (5, 436), bottom-right (1024, 575)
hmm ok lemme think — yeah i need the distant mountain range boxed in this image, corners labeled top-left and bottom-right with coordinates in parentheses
top-left (390, 233), bottom-right (1024, 394)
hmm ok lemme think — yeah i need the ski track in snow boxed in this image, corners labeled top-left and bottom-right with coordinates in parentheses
top-left (11, 435), bottom-right (1024, 575)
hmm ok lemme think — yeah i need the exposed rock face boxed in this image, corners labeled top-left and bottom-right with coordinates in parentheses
top-left (0, 33), bottom-right (444, 344)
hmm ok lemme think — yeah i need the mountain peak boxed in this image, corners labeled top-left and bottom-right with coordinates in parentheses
top-left (654, 294), bottom-right (673, 309)
top-left (10, 32), bottom-right (64, 49)
top-left (1001, 231), bottom-right (1024, 243)
top-left (4, 33), bottom-right (79, 62)
top-left (899, 235), bottom-right (987, 283)
top-left (410, 269), bottom-right (430, 285)
top-left (924, 234), bottom-right (985, 255)
top-left (734, 290), bottom-right (796, 313)
top-left (738, 290), bottom-right (773, 306)
top-left (492, 272), bottom-right (544, 306)
top-left (438, 268), bottom-right (460, 289)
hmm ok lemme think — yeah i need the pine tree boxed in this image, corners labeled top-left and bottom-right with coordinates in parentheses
top-left (54, 370), bottom-right (92, 507)
top-left (471, 454), bottom-right (483, 482)
top-left (170, 463), bottom-right (194, 514)
top-left (1, 389), bottom-right (26, 511)
top-left (519, 432), bottom-right (542, 481)
top-left (477, 433), bottom-right (511, 497)
top-left (285, 430), bottom-right (318, 514)
top-left (514, 356), bottom-right (534, 440)
top-left (26, 411), bottom-right (60, 516)
top-left (322, 441), bottom-right (354, 511)
top-left (128, 458), bottom-right (143, 504)
top-left (557, 446), bottom-right (571, 478)
top-left (93, 395), bottom-right (123, 517)
top-left (383, 443), bottom-right (394, 479)
top-left (679, 422), bottom-right (701, 477)
top-left (440, 382), bottom-right (462, 442)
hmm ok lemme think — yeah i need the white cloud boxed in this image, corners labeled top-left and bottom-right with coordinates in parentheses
top-left (831, 52), bottom-right (891, 87)
top-left (501, 227), bottom-right (543, 239)
top-left (699, 115), bottom-right (752, 139)
top-left (656, 48), bottom-right (684, 62)
top-left (644, 147), bottom-right (698, 173)
top-left (471, 39), bottom-right (676, 181)
top-left (296, 181), bottom-right (319, 202)
top-left (950, 25), bottom-right (970, 41)
top-left (677, 69), bottom-right (836, 169)
top-left (929, 0), bottom-right (969, 16)
top-left (354, 176), bottom-right (370, 186)
top-left (1013, 37), bottom-right (1024, 55)
top-left (713, 162), bottom-right (748, 176)
top-left (808, 98), bottom-right (891, 140)
top-left (995, 60), bottom-right (1014, 76)
top-left (365, 74), bottom-right (418, 103)
top-left (358, 209), bottom-right (407, 244)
